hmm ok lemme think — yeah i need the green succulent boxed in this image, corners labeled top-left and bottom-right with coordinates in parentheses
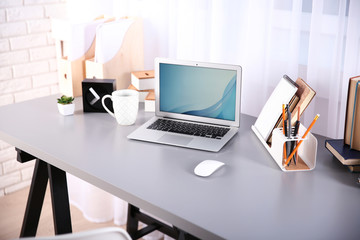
top-left (57, 95), bottom-right (74, 105)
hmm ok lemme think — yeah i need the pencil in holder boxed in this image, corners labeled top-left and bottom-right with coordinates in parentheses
top-left (252, 124), bottom-right (317, 171)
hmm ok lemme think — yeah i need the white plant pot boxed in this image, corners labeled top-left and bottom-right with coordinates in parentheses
top-left (57, 103), bottom-right (75, 116)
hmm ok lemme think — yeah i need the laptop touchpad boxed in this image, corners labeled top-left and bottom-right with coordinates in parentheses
top-left (158, 134), bottom-right (193, 146)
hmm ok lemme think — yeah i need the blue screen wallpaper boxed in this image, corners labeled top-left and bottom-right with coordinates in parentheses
top-left (159, 63), bottom-right (236, 121)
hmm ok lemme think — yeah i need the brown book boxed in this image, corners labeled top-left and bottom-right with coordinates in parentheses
top-left (276, 94), bottom-right (299, 128)
top-left (350, 78), bottom-right (360, 150)
top-left (350, 104), bottom-right (360, 150)
top-left (344, 76), bottom-right (360, 145)
top-left (290, 77), bottom-right (316, 126)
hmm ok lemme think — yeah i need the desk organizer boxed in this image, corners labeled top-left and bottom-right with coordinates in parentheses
top-left (85, 17), bottom-right (144, 90)
top-left (251, 124), bottom-right (317, 171)
top-left (52, 17), bottom-right (112, 97)
top-left (56, 56), bottom-right (88, 97)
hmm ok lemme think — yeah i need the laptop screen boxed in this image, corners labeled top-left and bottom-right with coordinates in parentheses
top-left (159, 63), bottom-right (237, 121)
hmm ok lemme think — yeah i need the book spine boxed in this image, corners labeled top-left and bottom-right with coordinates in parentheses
top-left (350, 81), bottom-right (360, 149)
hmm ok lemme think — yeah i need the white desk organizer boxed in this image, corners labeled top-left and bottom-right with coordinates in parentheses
top-left (251, 124), bottom-right (317, 171)
top-left (85, 17), bottom-right (144, 90)
top-left (52, 18), bottom-right (109, 97)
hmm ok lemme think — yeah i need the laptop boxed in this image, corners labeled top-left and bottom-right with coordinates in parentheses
top-left (127, 58), bottom-right (242, 152)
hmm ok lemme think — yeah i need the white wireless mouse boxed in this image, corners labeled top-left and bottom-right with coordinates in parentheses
top-left (194, 160), bottom-right (225, 177)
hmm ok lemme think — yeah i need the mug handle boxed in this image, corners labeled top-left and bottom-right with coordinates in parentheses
top-left (101, 95), bottom-right (115, 118)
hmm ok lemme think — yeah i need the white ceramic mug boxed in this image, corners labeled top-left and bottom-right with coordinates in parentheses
top-left (101, 89), bottom-right (139, 125)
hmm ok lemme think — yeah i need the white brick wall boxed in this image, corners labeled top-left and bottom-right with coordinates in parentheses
top-left (0, 67), bottom-right (12, 80)
top-left (0, 77), bottom-right (32, 94)
top-left (0, 1), bottom-right (23, 8)
top-left (6, 6), bottom-right (44, 22)
top-left (0, 10), bottom-right (5, 23)
top-left (0, 22), bottom-right (27, 37)
top-left (30, 45), bottom-right (56, 61)
top-left (13, 60), bottom-right (49, 77)
top-left (32, 72), bottom-right (58, 87)
top-left (0, 39), bottom-right (10, 52)
top-left (0, 94), bottom-right (13, 106)
top-left (0, 147), bottom-right (17, 162)
top-left (0, 139), bottom-right (11, 150)
top-left (27, 19), bottom-right (51, 33)
top-left (0, 172), bottom-right (21, 189)
top-left (0, 0), bottom-right (67, 196)
top-left (10, 33), bottom-right (48, 50)
top-left (0, 50), bottom-right (30, 66)
top-left (44, 3), bottom-right (67, 18)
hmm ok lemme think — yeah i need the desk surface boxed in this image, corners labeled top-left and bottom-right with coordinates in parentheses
top-left (0, 96), bottom-right (359, 240)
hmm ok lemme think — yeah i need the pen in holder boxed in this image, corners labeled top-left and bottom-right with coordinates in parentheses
top-left (252, 124), bottom-right (317, 171)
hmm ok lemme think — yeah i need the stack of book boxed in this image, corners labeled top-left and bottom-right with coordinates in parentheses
top-left (128, 70), bottom-right (155, 112)
top-left (326, 76), bottom-right (360, 172)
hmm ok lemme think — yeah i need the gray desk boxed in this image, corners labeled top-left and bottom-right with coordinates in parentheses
top-left (0, 96), bottom-right (359, 240)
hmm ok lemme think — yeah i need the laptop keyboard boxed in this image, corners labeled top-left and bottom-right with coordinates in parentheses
top-left (147, 119), bottom-right (230, 139)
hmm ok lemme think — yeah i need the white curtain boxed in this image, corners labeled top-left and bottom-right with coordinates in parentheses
top-left (65, 0), bottom-right (360, 238)
top-left (98, 0), bottom-right (360, 138)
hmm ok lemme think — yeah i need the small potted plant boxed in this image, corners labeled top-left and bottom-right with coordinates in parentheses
top-left (57, 95), bottom-right (75, 116)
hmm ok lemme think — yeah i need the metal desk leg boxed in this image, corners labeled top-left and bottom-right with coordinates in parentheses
top-left (48, 164), bottom-right (72, 235)
top-left (127, 204), bottom-right (140, 239)
top-left (17, 149), bottom-right (72, 237)
top-left (126, 204), bottom-right (200, 240)
top-left (20, 159), bottom-right (49, 237)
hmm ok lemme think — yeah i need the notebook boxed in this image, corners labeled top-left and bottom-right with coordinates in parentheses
top-left (253, 75), bottom-right (298, 141)
top-left (127, 58), bottom-right (242, 152)
top-left (325, 139), bottom-right (360, 165)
